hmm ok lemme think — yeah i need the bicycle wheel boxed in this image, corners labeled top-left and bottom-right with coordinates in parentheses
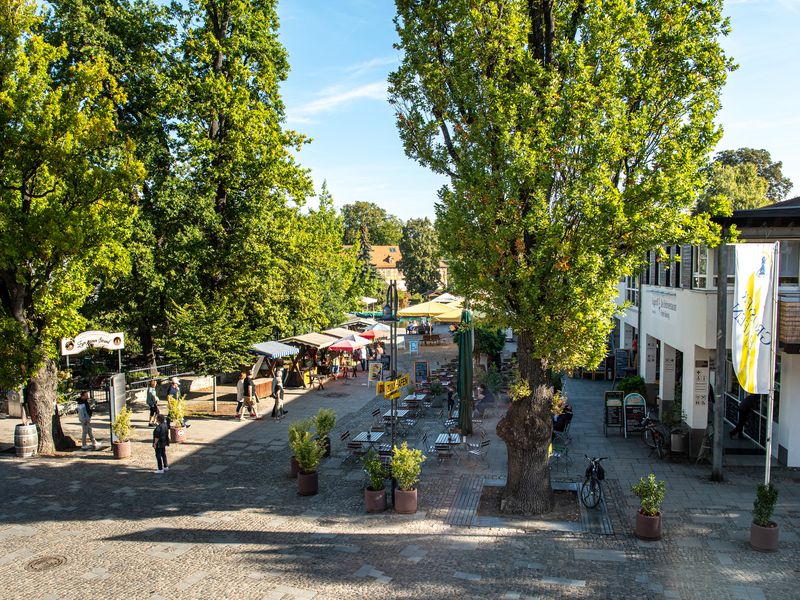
top-left (653, 431), bottom-right (666, 459)
top-left (642, 427), bottom-right (656, 448)
top-left (581, 477), bottom-right (602, 508)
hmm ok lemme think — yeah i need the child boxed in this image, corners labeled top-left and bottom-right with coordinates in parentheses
top-left (152, 415), bottom-right (170, 473)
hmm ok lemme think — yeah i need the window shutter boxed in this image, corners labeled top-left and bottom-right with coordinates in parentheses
top-left (681, 245), bottom-right (693, 289)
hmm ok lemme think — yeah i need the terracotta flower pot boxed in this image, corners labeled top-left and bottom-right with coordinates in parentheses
top-left (169, 427), bottom-right (186, 444)
top-left (750, 521), bottom-right (779, 551)
top-left (290, 455), bottom-right (300, 478)
top-left (635, 510), bottom-right (662, 540)
top-left (112, 440), bottom-right (131, 459)
top-left (394, 488), bottom-right (418, 514)
top-left (297, 470), bottom-right (318, 496)
top-left (364, 487), bottom-right (387, 513)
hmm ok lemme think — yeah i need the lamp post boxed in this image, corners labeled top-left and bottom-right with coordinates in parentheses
top-left (382, 280), bottom-right (399, 504)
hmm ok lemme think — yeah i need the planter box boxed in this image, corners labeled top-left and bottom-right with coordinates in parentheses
top-left (112, 440), bottom-right (132, 459)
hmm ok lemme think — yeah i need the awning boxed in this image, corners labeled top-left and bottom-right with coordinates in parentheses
top-left (397, 301), bottom-right (452, 318)
top-left (430, 292), bottom-right (462, 304)
top-left (323, 327), bottom-right (359, 339)
top-left (250, 340), bottom-right (299, 358)
top-left (280, 332), bottom-right (339, 349)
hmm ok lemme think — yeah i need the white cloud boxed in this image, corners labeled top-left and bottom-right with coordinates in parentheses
top-left (286, 81), bottom-right (388, 124)
top-left (344, 56), bottom-right (399, 78)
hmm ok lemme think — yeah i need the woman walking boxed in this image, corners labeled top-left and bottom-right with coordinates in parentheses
top-left (152, 415), bottom-right (170, 473)
top-left (146, 380), bottom-right (159, 426)
top-left (271, 361), bottom-right (287, 420)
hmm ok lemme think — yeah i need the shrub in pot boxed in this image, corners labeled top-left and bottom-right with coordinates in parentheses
top-left (428, 379), bottom-right (444, 398)
top-left (631, 473), bottom-right (665, 540)
top-left (618, 375), bottom-right (647, 398)
top-left (112, 407), bottom-right (133, 459)
top-left (288, 418), bottom-right (314, 478)
top-left (167, 395), bottom-right (187, 443)
top-left (391, 442), bottom-right (426, 514)
top-left (363, 450), bottom-right (387, 513)
top-left (314, 408), bottom-right (336, 458)
top-left (750, 483), bottom-right (779, 551)
top-left (290, 431), bottom-right (325, 496)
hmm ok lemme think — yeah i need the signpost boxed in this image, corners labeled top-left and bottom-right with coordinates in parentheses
top-left (623, 393), bottom-right (647, 438)
top-left (603, 390), bottom-right (625, 436)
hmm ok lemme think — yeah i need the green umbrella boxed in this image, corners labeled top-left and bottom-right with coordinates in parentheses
top-left (457, 308), bottom-right (473, 435)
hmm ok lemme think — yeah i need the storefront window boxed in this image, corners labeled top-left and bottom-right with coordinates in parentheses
top-left (780, 241), bottom-right (799, 285)
top-left (693, 246), bottom-right (708, 288)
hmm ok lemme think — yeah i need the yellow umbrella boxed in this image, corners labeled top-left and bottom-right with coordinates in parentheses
top-left (430, 306), bottom-right (464, 323)
top-left (396, 301), bottom-right (452, 318)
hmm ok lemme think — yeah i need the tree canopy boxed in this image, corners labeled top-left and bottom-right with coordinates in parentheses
top-left (341, 201), bottom-right (404, 246)
top-left (390, 0), bottom-right (731, 513)
top-left (696, 161), bottom-right (770, 215)
top-left (714, 147), bottom-right (793, 202)
top-left (398, 217), bottom-right (441, 295)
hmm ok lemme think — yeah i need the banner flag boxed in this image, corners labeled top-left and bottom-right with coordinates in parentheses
top-left (732, 243), bottom-right (777, 394)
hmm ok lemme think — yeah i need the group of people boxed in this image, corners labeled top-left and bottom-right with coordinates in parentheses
top-left (234, 361), bottom-right (287, 421)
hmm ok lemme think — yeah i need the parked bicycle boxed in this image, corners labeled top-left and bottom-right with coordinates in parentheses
top-left (642, 410), bottom-right (670, 459)
top-left (581, 455), bottom-right (608, 509)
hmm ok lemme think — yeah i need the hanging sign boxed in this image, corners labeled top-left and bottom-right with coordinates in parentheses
top-left (376, 381), bottom-right (385, 395)
top-left (732, 243), bottom-right (777, 394)
top-left (398, 372), bottom-right (410, 387)
top-left (623, 393), bottom-right (647, 438)
top-left (61, 331), bottom-right (125, 356)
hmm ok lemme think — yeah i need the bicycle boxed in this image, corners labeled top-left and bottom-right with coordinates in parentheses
top-left (580, 455), bottom-right (608, 509)
top-left (642, 410), bottom-right (669, 459)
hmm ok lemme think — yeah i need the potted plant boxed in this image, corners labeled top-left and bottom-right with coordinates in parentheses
top-left (618, 375), bottom-right (647, 398)
top-left (750, 483), bottom-right (779, 551)
top-left (288, 419), bottom-right (314, 478)
top-left (290, 431), bottom-right (325, 496)
top-left (429, 379), bottom-right (444, 398)
top-left (167, 395), bottom-right (187, 444)
top-left (663, 401), bottom-right (689, 454)
top-left (390, 441), bottom-right (426, 514)
top-left (314, 408), bottom-right (337, 458)
top-left (363, 450), bottom-right (387, 513)
top-left (631, 473), bottom-right (665, 540)
top-left (111, 406), bottom-right (133, 459)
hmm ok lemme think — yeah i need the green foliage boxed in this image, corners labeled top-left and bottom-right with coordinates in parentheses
top-left (752, 483), bottom-right (779, 527)
top-left (112, 407), bottom-right (133, 442)
top-left (288, 418), bottom-right (314, 447)
top-left (551, 391), bottom-right (567, 416)
top-left (341, 202), bottom-right (404, 246)
top-left (715, 148), bottom-right (793, 201)
top-left (290, 431), bottom-right (325, 474)
top-left (0, 0), bottom-right (143, 389)
top-left (696, 162), bottom-right (770, 216)
top-left (662, 401), bottom-right (687, 431)
top-left (618, 376), bottom-right (647, 398)
top-left (398, 218), bottom-right (441, 295)
top-left (486, 363), bottom-right (504, 392)
top-left (391, 442), bottom-right (426, 491)
top-left (167, 395), bottom-right (185, 426)
top-left (363, 450), bottom-right (386, 491)
top-left (314, 408), bottom-right (337, 439)
top-left (473, 326), bottom-right (506, 361)
top-left (507, 373), bottom-right (531, 403)
top-left (631, 474), bottom-right (666, 517)
top-left (390, 0), bottom-right (732, 373)
top-left (428, 379), bottom-right (444, 397)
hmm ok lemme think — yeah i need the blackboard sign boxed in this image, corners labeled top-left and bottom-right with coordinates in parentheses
top-left (604, 390), bottom-right (624, 436)
top-left (614, 349), bottom-right (629, 380)
top-left (624, 393), bottom-right (647, 438)
top-left (413, 360), bottom-right (429, 383)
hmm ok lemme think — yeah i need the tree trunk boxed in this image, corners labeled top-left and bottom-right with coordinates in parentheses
top-left (496, 329), bottom-right (554, 514)
top-left (26, 355), bottom-right (59, 455)
top-left (138, 325), bottom-right (158, 372)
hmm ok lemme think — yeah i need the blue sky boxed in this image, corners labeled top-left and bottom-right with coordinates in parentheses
top-left (277, 0), bottom-right (800, 220)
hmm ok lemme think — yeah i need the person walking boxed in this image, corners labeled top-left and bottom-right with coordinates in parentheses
top-left (446, 385), bottom-right (456, 419)
top-left (271, 361), bottom-right (287, 420)
top-left (242, 371), bottom-right (259, 419)
top-left (730, 393), bottom-right (759, 439)
top-left (146, 380), bottom-right (159, 426)
top-left (152, 414), bottom-right (170, 473)
top-left (77, 391), bottom-right (102, 451)
top-left (235, 372), bottom-right (246, 420)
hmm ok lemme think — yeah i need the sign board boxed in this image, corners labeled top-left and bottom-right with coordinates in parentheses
top-left (367, 361), bottom-right (382, 383)
top-left (62, 331), bottom-right (125, 356)
top-left (376, 381), bottom-right (385, 395)
top-left (614, 349), bottom-right (629, 380)
top-left (604, 390), bottom-right (625, 436)
top-left (108, 373), bottom-right (127, 443)
top-left (398, 372), bottom-right (410, 388)
top-left (384, 379), bottom-right (398, 397)
top-left (623, 392), bottom-right (647, 438)
top-left (413, 360), bottom-right (429, 383)
top-left (409, 340), bottom-right (419, 354)
top-left (693, 360), bottom-right (709, 409)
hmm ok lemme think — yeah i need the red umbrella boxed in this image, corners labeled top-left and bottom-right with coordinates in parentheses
top-left (360, 329), bottom-right (388, 340)
top-left (328, 333), bottom-right (370, 352)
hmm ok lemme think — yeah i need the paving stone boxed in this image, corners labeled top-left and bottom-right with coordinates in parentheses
top-left (176, 570), bottom-right (208, 591)
top-left (261, 585), bottom-right (317, 600)
top-left (538, 576), bottom-right (586, 587)
top-left (573, 549), bottom-right (626, 562)
top-left (453, 571), bottom-right (481, 581)
top-left (716, 553), bottom-right (734, 566)
top-left (204, 464), bottom-right (227, 474)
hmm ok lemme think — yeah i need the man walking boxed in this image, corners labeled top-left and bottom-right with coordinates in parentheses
top-left (77, 391), bottom-right (102, 451)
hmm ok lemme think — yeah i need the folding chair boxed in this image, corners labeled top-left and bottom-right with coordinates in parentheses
top-left (549, 444), bottom-right (571, 472)
top-left (435, 443), bottom-right (459, 465)
top-left (552, 412), bottom-right (573, 446)
top-left (345, 441), bottom-right (367, 464)
top-left (371, 408), bottom-right (382, 426)
top-left (468, 439), bottom-right (491, 463)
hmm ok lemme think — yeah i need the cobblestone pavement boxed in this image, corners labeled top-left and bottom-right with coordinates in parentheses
top-left (1, 341), bottom-right (799, 599)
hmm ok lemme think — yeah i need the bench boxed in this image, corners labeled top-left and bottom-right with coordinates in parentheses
top-left (422, 334), bottom-right (442, 345)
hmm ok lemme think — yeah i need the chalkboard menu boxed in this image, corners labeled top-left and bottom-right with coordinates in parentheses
top-left (614, 349), bottom-right (629, 379)
top-left (623, 393), bottom-right (647, 438)
top-left (413, 360), bottom-right (429, 383)
top-left (604, 391), bottom-right (625, 436)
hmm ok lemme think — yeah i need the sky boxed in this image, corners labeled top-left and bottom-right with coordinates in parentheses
top-left (277, 0), bottom-right (800, 221)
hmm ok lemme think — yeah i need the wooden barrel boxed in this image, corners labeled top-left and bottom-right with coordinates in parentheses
top-left (14, 424), bottom-right (38, 458)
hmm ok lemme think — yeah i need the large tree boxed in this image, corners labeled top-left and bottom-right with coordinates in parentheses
top-left (0, 0), bottom-right (142, 453)
top-left (398, 217), bottom-right (441, 295)
top-left (341, 201), bottom-right (404, 246)
top-left (391, 0), bottom-right (731, 513)
top-left (714, 147), bottom-right (793, 202)
top-left (696, 161), bottom-right (770, 215)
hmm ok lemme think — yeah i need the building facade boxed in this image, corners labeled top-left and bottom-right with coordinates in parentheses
top-left (613, 198), bottom-right (800, 466)
top-left (369, 245), bottom-right (449, 292)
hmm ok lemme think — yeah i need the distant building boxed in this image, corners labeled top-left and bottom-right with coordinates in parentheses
top-left (369, 245), bottom-right (449, 292)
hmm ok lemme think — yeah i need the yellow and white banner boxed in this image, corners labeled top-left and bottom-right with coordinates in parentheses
top-left (732, 243), bottom-right (777, 394)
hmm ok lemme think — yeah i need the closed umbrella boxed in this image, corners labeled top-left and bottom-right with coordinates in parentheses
top-left (457, 308), bottom-right (474, 435)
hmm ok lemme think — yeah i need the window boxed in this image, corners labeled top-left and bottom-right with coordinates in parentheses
top-left (780, 241), bottom-right (799, 285)
top-left (712, 246), bottom-right (736, 287)
top-left (625, 273), bottom-right (640, 306)
top-left (693, 246), bottom-right (708, 289)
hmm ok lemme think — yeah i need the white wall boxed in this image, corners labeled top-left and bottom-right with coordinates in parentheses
top-left (777, 353), bottom-right (800, 467)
